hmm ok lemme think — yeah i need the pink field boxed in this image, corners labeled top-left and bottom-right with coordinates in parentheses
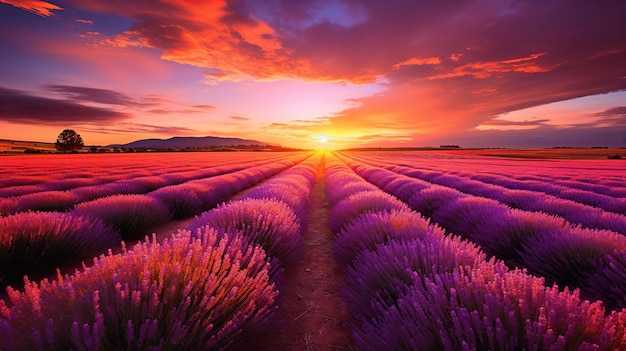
top-left (1, 150), bottom-right (626, 350)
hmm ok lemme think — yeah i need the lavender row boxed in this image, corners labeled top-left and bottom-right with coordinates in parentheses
top-left (72, 156), bottom-right (307, 240)
top-left (467, 172), bottom-right (626, 207)
top-left (344, 151), bottom-right (626, 197)
top-left (463, 171), bottom-right (626, 198)
top-left (343, 152), bottom-right (626, 235)
top-left (0, 229), bottom-right (280, 350)
top-left (337, 154), bottom-right (626, 311)
top-left (0, 155), bottom-right (307, 292)
top-left (324, 153), bottom-right (626, 350)
top-left (0, 152), bottom-right (293, 196)
top-left (0, 152), bottom-right (291, 188)
top-left (187, 152), bottom-right (322, 269)
top-left (0, 212), bottom-right (121, 287)
top-left (442, 168), bottom-right (626, 213)
top-left (0, 153), bottom-right (304, 215)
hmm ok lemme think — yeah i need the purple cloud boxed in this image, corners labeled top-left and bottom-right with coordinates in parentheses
top-left (0, 86), bottom-right (129, 124)
top-left (44, 85), bottom-right (142, 106)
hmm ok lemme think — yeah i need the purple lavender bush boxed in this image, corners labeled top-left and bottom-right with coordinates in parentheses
top-left (582, 249), bottom-right (626, 311)
top-left (14, 191), bottom-right (80, 213)
top-left (127, 176), bottom-right (171, 192)
top-left (353, 260), bottom-right (622, 351)
top-left (559, 188), bottom-right (626, 214)
top-left (326, 182), bottom-right (379, 206)
top-left (0, 229), bottom-right (280, 351)
top-left (73, 194), bottom-right (171, 240)
top-left (328, 191), bottom-right (410, 233)
top-left (473, 208), bottom-right (566, 265)
top-left (188, 198), bottom-right (303, 267)
top-left (0, 212), bottom-right (120, 286)
top-left (0, 184), bottom-right (47, 198)
top-left (70, 181), bottom-right (148, 202)
top-left (0, 176), bottom-right (48, 188)
top-left (432, 195), bottom-right (507, 227)
top-left (499, 188), bottom-right (548, 210)
top-left (239, 176), bottom-right (312, 219)
top-left (148, 184), bottom-right (205, 219)
top-left (407, 186), bottom-right (465, 218)
top-left (343, 236), bottom-right (485, 321)
top-left (384, 178), bottom-right (429, 202)
top-left (0, 198), bottom-right (19, 217)
top-left (332, 209), bottom-right (445, 267)
top-left (41, 177), bottom-right (100, 191)
top-left (190, 176), bottom-right (247, 209)
top-left (520, 225), bottom-right (626, 298)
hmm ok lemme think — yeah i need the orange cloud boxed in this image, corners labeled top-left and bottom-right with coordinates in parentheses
top-left (392, 56), bottom-right (442, 69)
top-left (430, 53), bottom-right (557, 80)
top-left (81, 1), bottom-right (315, 83)
top-left (0, 0), bottom-right (62, 16)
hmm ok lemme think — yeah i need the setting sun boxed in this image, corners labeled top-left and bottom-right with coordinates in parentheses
top-left (318, 135), bottom-right (328, 144)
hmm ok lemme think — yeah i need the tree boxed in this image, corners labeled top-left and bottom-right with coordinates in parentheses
top-left (55, 129), bottom-right (84, 152)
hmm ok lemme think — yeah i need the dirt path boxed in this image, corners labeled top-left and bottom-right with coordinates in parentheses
top-left (256, 159), bottom-right (355, 351)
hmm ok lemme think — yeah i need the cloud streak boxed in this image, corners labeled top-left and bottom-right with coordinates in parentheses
top-left (44, 85), bottom-right (142, 106)
top-left (0, 0), bottom-right (62, 17)
top-left (229, 115), bottom-right (250, 121)
top-left (0, 86), bottom-right (129, 124)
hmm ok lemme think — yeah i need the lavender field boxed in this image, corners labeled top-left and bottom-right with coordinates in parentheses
top-left (1, 151), bottom-right (625, 350)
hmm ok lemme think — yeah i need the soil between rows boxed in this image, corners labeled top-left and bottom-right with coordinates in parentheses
top-left (255, 162), bottom-right (355, 350)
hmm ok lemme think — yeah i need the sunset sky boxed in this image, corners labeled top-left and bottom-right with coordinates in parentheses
top-left (0, 0), bottom-right (624, 149)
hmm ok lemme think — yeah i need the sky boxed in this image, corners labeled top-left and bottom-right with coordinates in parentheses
top-left (0, 0), bottom-right (624, 149)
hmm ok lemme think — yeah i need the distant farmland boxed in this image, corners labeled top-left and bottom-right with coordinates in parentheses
top-left (0, 139), bottom-right (56, 153)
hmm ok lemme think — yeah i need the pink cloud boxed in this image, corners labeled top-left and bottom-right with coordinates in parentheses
top-left (229, 115), bottom-right (250, 121)
top-left (0, 0), bottom-right (62, 17)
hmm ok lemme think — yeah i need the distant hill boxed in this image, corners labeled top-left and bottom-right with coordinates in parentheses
top-left (108, 136), bottom-right (273, 149)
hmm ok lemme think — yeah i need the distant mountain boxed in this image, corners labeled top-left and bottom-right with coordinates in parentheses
top-left (108, 136), bottom-right (273, 149)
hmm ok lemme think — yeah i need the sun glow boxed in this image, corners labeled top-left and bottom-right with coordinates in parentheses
top-left (313, 133), bottom-right (333, 150)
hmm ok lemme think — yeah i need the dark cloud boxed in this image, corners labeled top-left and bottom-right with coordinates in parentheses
top-left (44, 84), bottom-right (141, 106)
top-left (481, 119), bottom-right (551, 127)
top-left (592, 106), bottom-right (626, 126)
top-left (0, 86), bottom-right (129, 124)
top-left (81, 122), bottom-right (198, 136)
top-left (43, 85), bottom-right (214, 116)
top-left (434, 125), bottom-right (626, 149)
